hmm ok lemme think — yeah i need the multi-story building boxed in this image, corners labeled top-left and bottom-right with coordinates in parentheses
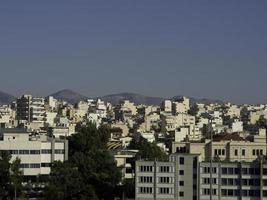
top-left (16, 95), bottom-right (45, 123)
top-left (161, 113), bottom-right (195, 133)
top-left (172, 97), bottom-right (190, 115)
top-left (172, 129), bottom-right (267, 162)
top-left (161, 100), bottom-right (172, 113)
top-left (0, 128), bottom-right (68, 178)
top-left (135, 153), bottom-right (199, 200)
top-left (136, 153), bottom-right (267, 200)
top-left (199, 160), bottom-right (267, 200)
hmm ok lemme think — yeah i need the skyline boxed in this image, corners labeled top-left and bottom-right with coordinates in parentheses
top-left (1, 1), bottom-right (267, 104)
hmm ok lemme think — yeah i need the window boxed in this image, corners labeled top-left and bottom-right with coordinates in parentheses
top-left (242, 168), bottom-right (248, 174)
top-left (179, 191), bottom-right (184, 197)
top-left (228, 168), bottom-right (234, 175)
top-left (160, 166), bottom-right (170, 173)
top-left (20, 163), bottom-right (29, 168)
top-left (159, 187), bottom-right (170, 194)
top-left (55, 149), bottom-right (64, 154)
top-left (9, 150), bottom-right (18, 155)
top-left (41, 149), bottom-right (51, 154)
top-left (179, 170), bottom-right (184, 175)
top-left (179, 157), bottom-right (184, 165)
top-left (140, 176), bottom-right (153, 183)
top-left (242, 149), bottom-right (246, 156)
top-left (253, 149), bottom-right (256, 156)
top-left (203, 167), bottom-right (210, 173)
top-left (140, 165), bottom-right (153, 172)
top-left (179, 181), bottom-right (184, 186)
top-left (19, 150), bottom-right (29, 155)
top-left (222, 178), bottom-right (227, 185)
top-left (140, 187), bottom-right (152, 194)
top-left (30, 163), bottom-right (40, 168)
top-left (41, 163), bottom-right (51, 167)
top-left (222, 168), bottom-right (227, 174)
top-left (203, 189), bottom-right (210, 195)
top-left (235, 149), bottom-right (238, 156)
top-left (242, 190), bottom-right (248, 196)
top-left (159, 177), bottom-right (170, 183)
top-left (30, 150), bottom-right (40, 154)
top-left (203, 178), bottom-right (210, 184)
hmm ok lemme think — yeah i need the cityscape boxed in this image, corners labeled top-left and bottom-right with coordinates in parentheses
top-left (1, 1), bottom-right (267, 200)
top-left (1, 91), bottom-right (267, 199)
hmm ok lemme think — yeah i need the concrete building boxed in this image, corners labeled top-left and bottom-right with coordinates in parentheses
top-left (135, 153), bottom-right (199, 200)
top-left (16, 95), bottom-right (45, 123)
top-left (113, 149), bottom-right (138, 182)
top-left (172, 97), bottom-right (190, 115)
top-left (161, 100), bottom-right (172, 113)
top-left (161, 113), bottom-right (195, 133)
top-left (0, 129), bottom-right (68, 177)
top-left (199, 160), bottom-right (267, 200)
top-left (172, 129), bottom-right (267, 162)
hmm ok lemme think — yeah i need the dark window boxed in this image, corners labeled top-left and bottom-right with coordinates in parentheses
top-left (242, 149), bottom-right (245, 156)
top-left (19, 150), bottom-right (29, 154)
top-left (179, 170), bottom-right (184, 175)
top-left (41, 149), bottom-right (51, 154)
top-left (179, 181), bottom-right (184, 186)
top-left (30, 150), bottom-right (40, 154)
top-left (41, 163), bottom-right (51, 167)
top-left (179, 157), bottom-right (184, 165)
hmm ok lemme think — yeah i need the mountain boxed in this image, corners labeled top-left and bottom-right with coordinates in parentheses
top-left (0, 90), bottom-right (15, 105)
top-left (99, 92), bottom-right (164, 105)
top-left (172, 95), bottom-right (224, 105)
top-left (100, 92), bottom-right (224, 106)
top-left (49, 89), bottom-right (87, 104)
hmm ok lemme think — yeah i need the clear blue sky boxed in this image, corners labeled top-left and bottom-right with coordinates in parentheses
top-left (0, 1), bottom-right (267, 103)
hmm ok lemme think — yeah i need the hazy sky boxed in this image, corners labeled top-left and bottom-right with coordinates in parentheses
top-left (1, 1), bottom-right (267, 103)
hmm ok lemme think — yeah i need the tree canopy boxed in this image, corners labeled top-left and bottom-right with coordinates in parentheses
top-left (45, 123), bottom-right (121, 200)
top-left (0, 152), bottom-right (22, 199)
top-left (128, 136), bottom-right (168, 161)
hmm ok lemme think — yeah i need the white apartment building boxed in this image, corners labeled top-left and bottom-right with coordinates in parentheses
top-left (172, 129), bottom-right (267, 162)
top-left (199, 161), bottom-right (267, 200)
top-left (172, 97), bottom-right (190, 115)
top-left (0, 129), bottom-right (68, 177)
top-left (135, 153), bottom-right (199, 200)
top-left (161, 100), bottom-right (172, 113)
top-left (161, 113), bottom-right (195, 133)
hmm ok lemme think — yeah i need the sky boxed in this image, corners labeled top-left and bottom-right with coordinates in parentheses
top-left (0, 1), bottom-right (267, 104)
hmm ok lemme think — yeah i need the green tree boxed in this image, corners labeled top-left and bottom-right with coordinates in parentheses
top-left (46, 123), bottom-right (121, 200)
top-left (128, 137), bottom-right (168, 161)
top-left (10, 157), bottom-right (23, 200)
top-left (45, 161), bottom-right (98, 200)
top-left (0, 151), bottom-right (11, 198)
top-left (188, 103), bottom-right (199, 116)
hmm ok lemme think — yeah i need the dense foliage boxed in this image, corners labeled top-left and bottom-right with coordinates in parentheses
top-left (128, 136), bottom-right (168, 161)
top-left (45, 123), bottom-right (121, 200)
top-left (0, 152), bottom-right (22, 199)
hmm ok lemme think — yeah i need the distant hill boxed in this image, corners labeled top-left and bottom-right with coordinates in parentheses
top-left (100, 93), bottom-right (224, 106)
top-left (0, 90), bottom-right (15, 105)
top-left (49, 89), bottom-right (87, 104)
top-left (99, 92), bottom-right (164, 105)
top-left (172, 95), bottom-right (224, 105)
